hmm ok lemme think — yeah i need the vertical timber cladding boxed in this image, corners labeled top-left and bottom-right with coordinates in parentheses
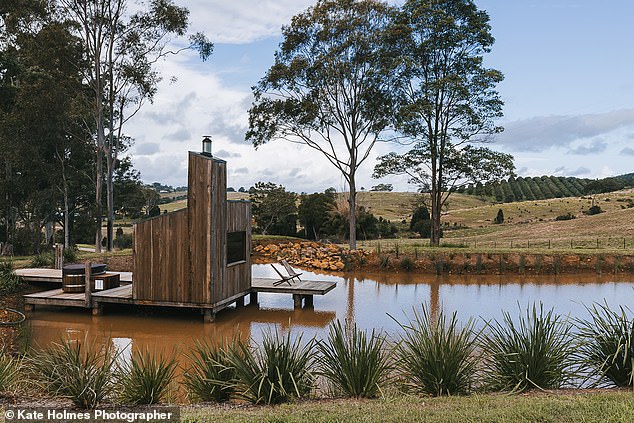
top-left (132, 209), bottom-right (189, 302)
top-left (132, 151), bottom-right (251, 307)
top-left (224, 201), bottom-right (252, 301)
top-left (188, 152), bottom-right (214, 304)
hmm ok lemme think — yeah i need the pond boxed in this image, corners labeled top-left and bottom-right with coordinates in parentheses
top-left (25, 264), bottom-right (634, 352)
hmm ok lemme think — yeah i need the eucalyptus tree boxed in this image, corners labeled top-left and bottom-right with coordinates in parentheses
top-left (374, 0), bottom-right (514, 245)
top-left (58, 0), bottom-right (213, 251)
top-left (246, 0), bottom-right (395, 249)
top-left (0, 1), bottom-right (94, 251)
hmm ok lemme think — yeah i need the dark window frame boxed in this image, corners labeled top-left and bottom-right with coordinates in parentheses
top-left (227, 231), bottom-right (247, 265)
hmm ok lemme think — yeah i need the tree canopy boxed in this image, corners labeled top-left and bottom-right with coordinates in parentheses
top-left (246, 0), bottom-right (395, 249)
top-left (374, 0), bottom-right (514, 245)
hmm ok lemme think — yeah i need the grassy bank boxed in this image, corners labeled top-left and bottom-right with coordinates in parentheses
top-left (181, 391), bottom-right (634, 422)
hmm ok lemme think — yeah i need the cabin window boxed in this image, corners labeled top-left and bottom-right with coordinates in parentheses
top-left (227, 231), bottom-right (247, 265)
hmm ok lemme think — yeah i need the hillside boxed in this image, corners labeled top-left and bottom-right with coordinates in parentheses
top-left (461, 173), bottom-right (634, 203)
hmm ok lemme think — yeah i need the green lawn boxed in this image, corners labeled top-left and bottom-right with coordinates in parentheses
top-left (182, 391), bottom-right (634, 423)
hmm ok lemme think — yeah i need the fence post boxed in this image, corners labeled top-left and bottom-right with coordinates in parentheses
top-left (54, 244), bottom-right (64, 269)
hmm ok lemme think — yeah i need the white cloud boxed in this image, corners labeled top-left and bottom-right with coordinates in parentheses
top-left (186, 0), bottom-right (314, 44)
top-left (498, 109), bottom-right (634, 152)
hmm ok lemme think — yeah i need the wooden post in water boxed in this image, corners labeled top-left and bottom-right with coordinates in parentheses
top-left (54, 244), bottom-right (64, 269)
top-left (84, 262), bottom-right (92, 308)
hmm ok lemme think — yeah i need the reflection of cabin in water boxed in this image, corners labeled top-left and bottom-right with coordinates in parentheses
top-left (133, 148), bottom-right (251, 322)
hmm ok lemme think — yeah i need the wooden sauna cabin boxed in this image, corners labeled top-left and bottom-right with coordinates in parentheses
top-left (132, 150), bottom-right (251, 321)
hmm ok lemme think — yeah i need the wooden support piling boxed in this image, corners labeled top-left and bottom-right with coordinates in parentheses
top-left (249, 292), bottom-right (258, 306)
top-left (54, 244), bottom-right (64, 269)
top-left (304, 295), bottom-right (314, 308)
top-left (84, 262), bottom-right (93, 308)
top-left (293, 294), bottom-right (302, 309)
top-left (203, 310), bottom-right (215, 323)
top-left (235, 296), bottom-right (245, 308)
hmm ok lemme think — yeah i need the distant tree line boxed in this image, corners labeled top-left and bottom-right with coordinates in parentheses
top-left (460, 174), bottom-right (633, 203)
top-left (249, 183), bottom-right (398, 242)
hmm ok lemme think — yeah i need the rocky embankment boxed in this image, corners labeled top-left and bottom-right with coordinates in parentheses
top-left (253, 241), bottom-right (370, 271)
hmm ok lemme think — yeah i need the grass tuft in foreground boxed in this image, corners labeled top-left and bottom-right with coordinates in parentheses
top-left (228, 331), bottom-right (314, 404)
top-left (182, 339), bottom-right (237, 402)
top-left (0, 353), bottom-right (21, 393)
top-left (480, 303), bottom-right (577, 393)
top-left (0, 260), bottom-right (22, 293)
top-left (576, 302), bottom-right (634, 387)
top-left (392, 305), bottom-right (478, 396)
top-left (31, 338), bottom-right (115, 409)
top-left (114, 348), bottom-right (178, 405)
top-left (317, 320), bottom-right (391, 398)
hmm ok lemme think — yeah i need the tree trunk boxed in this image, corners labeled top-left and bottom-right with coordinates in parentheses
top-left (106, 154), bottom-right (115, 251)
top-left (348, 177), bottom-right (357, 250)
top-left (430, 143), bottom-right (441, 246)
top-left (63, 182), bottom-right (70, 248)
top-left (94, 146), bottom-right (103, 253)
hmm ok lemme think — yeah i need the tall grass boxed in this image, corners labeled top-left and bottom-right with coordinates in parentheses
top-left (114, 348), bottom-right (178, 405)
top-left (0, 354), bottom-right (21, 393)
top-left (576, 302), bottom-right (634, 387)
top-left (30, 251), bottom-right (53, 267)
top-left (228, 331), bottom-right (314, 404)
top-left (31, 338), bottom-right (115, 409)
top-left (391, 306), bottom-right (478, 396)
top-left (317, 320), bottom-right (391, 398)
top-left (480, 303), bottom-right (577, 393)
top-left (0, 260), bottom-right (22, 293)
top-left (183, 339), bottom-right (236, 402)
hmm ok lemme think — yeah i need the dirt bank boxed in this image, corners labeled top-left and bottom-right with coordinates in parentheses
top-left (253, 239), bottom-right (634, 275)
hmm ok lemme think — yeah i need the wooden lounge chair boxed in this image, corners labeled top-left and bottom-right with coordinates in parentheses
top-left (281, 260), bottom-right (302, 283)
top-left (271, 260), bottom-right (303, 286)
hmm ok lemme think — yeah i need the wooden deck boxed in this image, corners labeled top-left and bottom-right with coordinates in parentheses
top-left (15, 268), bottom-right (133, 284)
top-left (21, 270), bottom-right (337, 319)
top-left (251, 277), bottom-right (336, 295)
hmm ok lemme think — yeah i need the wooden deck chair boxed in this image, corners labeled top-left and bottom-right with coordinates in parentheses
top-left (271, 263), bottom-right (294, 286)
top-left (270, 260), bottom-right (303, 286)
top-left (281, 260), bottom-right (302, 283)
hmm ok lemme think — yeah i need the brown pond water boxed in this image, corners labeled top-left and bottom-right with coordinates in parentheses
top-left (24, 265), bottom-right (634, 355)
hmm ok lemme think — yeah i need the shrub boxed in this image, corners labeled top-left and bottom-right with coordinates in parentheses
top-left (480, 304), bottom-right (576, 393)
top-left (0, 260), bottom-right (22, 293)
top-left (114, 348), bottom-right (177, 405)
top-left (228, 331), bottom-right (314, 404)
top-left (63, 245), bottom-right (79, 264)
top-left (399, 257), bottom-right (414, 272)
top-left (183, 340), bottom-right (237, 402)
top-left (317, 320), bottom-right (390, 398)
top-left (31, 338), bottom-right (115, 409)
top-left (576, 303), bottom-right (634, 387)
top-left (114, 233), bottom-right (133, 250)
top-left (0, 354), bottom-right (21, 393)
top-left (494, 208), bottom-right (504, 224)
top-left (392, 306), bottom-right (478, 396)
top-left (30, 251), bottom-right (53, 268)
top-left (585, 205), bottom-right (603, 215)
top-left (555, 212), bottom-right (576, 221)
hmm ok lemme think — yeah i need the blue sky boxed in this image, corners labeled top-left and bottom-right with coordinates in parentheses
top-left (127, 0), bottom-right (634, 192)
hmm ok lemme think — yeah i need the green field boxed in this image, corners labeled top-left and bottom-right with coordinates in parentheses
top-left (182, 391), bottom-right (634, 423)
top-left (157, 188), bottom-right (634, 253)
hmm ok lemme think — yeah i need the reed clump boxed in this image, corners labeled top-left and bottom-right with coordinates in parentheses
top-left (114, 348), bottom-right (178, 405)
top-left (576, 303), bottom-right (634, 387)
top-left (317, 320), bottom-right (391, 398)
top-left (392, 306), bottom-right (478, 396)
top-left (480, 303), bottom-right (576, 393)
